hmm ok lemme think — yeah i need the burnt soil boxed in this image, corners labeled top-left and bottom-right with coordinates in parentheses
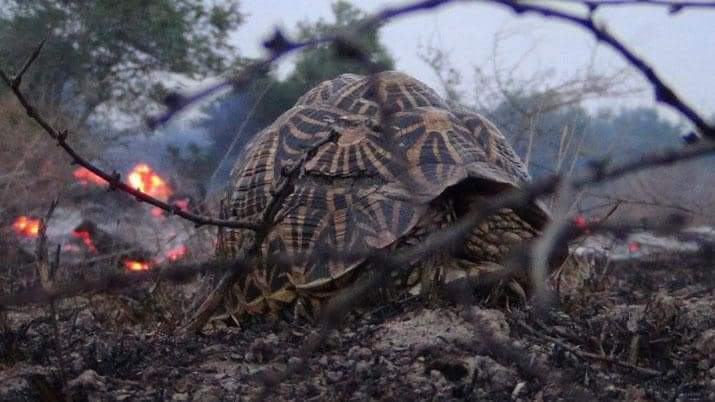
top-left (1, 254), bottom-right (714, 401)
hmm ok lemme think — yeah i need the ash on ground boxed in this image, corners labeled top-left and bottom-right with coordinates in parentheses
top-left (1, 230), bottom-right (713, 401)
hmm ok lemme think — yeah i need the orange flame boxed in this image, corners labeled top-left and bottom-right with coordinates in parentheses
top-left (165, 245), bottom-right (187, 262)
top-left (126, 163), bottom-right (172, 201)
top-left (124, 259), bottom-right (151, 272)
top-left (12, 216), bottom-right (41, 238)
top-left (73, 167), bottom-right (105, 186)
top-left (72, 229), bottom-right (97, 253)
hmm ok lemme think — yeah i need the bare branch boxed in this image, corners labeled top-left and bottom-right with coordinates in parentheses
top-left (557, 0), bottom-right (715, 13)
top-left (0, 45), bottom-right (261, 231)
top-left (147, 0), bottom-right (457, 127)
top-left (489, 0), bottom-right (715, 140)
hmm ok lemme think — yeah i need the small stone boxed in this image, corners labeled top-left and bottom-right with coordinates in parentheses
top-left (67, 370), bottom-right (105, 390)
top-left (193, 386), bottom-right (221, 402)
top-left (171, 393), bottom-right (189, 401)
top-left (356, 361), bottom-right (371, 375)
top-left (326, 370), bottom-right (343, 382)
top-left (697, 329), bottom-right (715, 359)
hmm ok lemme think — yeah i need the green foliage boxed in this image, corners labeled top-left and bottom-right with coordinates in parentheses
top-left (486, 92), bottom-right (685, 177)
top-left (289, 1), bottom-right (394, 91)
top-left (255, 0), bottom-right (395, 123)
top-left (0, 0), bottom-right (243, 123)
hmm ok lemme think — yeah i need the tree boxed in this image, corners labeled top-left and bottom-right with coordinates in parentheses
top-left (250, 0), bottom-right (396, 125)
top-left (287, 1), bottom-right (394, 94)
top-left (193, 1), bottom-right (395, 193)
top-left (0, 0), bottom-right (243, 125)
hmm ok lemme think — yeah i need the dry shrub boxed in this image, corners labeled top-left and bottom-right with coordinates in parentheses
top-left (0, 94), bottom-right (95, 279)
top-left (0, 95), bottom-right (82, 212)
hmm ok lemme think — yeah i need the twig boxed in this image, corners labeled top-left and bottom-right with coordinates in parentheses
top-left (557, 0), bottom-right (715, 13)
top-left (2, 138), bottom-right (714, 309)
top-left (0, 42), bottom-right (261, 231)
top-left (514, 318), bottom-right (662, 376)
top-left (490, 0), bottom-right (715, 140)
top-left (146, 0), bottom-right (457, 127)
top-left (33, 200), bottom-right (69, 391)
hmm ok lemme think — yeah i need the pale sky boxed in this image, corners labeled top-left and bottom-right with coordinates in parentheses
top-left (229, 0), bottom-right (715, 122)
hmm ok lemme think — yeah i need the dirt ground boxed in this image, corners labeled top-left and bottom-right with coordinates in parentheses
top-left (0, 247), bottom-right (714, 401)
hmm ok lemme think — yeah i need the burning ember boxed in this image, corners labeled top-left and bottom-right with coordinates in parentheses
top-left (12, 216), bottom-right (41, 238)
top-left (124, 259), bottom-right (151, 272)
top-left (628, 241), bottom-right (641, 253)
top-left (73, 167), bottom-right (105, 186)
top-left (72, 229), bottom-right (97, 253)
top-left (62, 244), bottom-right (81, 253)
top-left (165, 245), bottom-right (187, 262)
top-left (127, 163), bottom-right (172, 201)
top-left (573, 215), bottom-right (587, 227)
top-left (572, 214), bottom-right (592, 234)
top-left (174, 198), bottom-right (190, 213)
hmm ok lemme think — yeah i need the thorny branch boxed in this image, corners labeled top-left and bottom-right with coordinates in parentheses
top-left (2, 141), bottom-right (715, 307)
top-left (2, 0), bottom-right (712, 234)
top-left (0, 43), bottom-right (261, 232)
top-left (490, 0), bottom-right (715, 140)
top-left (2, 0), bottom-right (714, 397)
top-left (147, 0), bottom-right (455, 127)
top-left (149, 0), bottom-right (715, 144)
top-left (555, 0), bottom-right (715, 13)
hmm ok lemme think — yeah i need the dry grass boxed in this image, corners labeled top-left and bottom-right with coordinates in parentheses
top-left (0, 95), bottom-right (89, 213)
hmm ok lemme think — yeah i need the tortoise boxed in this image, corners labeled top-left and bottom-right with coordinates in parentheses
top-left (217, 71), bottom-right (567, 318)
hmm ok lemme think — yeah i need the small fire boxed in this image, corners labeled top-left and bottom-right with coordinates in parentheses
top-left (72, 229), bottom-right (97, 253)
top-left (126, 163), bottom-right (172, 201)
top-left (572, 214), bottom-right (591, 234)
top-left (174, 198), bottom-right (190, 213)
top-left (63, 244), bottom-right (81, 253)
top-left (73, 167), bottom-right (105, 186)
top-left (151, 207), bottom-right (164, 217)
top-left (124, 259), bottom-right (151, 272)
top-left (628, 241), bottom-right (640, 253)
top-left (165, 245), bottom-right (187, 262)
top-left (573, 215), bottom-right (588, 228)
top-left (12, 216), bottom-right (41, 238)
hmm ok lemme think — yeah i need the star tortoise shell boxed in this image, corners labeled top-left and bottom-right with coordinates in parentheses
top-left (219, 71), bottom-right (565, 315)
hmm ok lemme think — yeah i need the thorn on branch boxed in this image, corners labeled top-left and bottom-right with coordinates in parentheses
top-left (654, 86), bottom-right (676, 104)
top-left (587, 2), bottom-right (599, 15)
top-left (106, 171), bottom-right (121, 191)
top-left (669, 5), bottom-right (683, 14)
top-left (163, 91), bottom-right (189, 111)
top-left (263, 28), bottom-right (293, 54)
top-left (681, 131), bottom-right (699, 144)
top-left (57, 129), bottom-right (68, 143)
